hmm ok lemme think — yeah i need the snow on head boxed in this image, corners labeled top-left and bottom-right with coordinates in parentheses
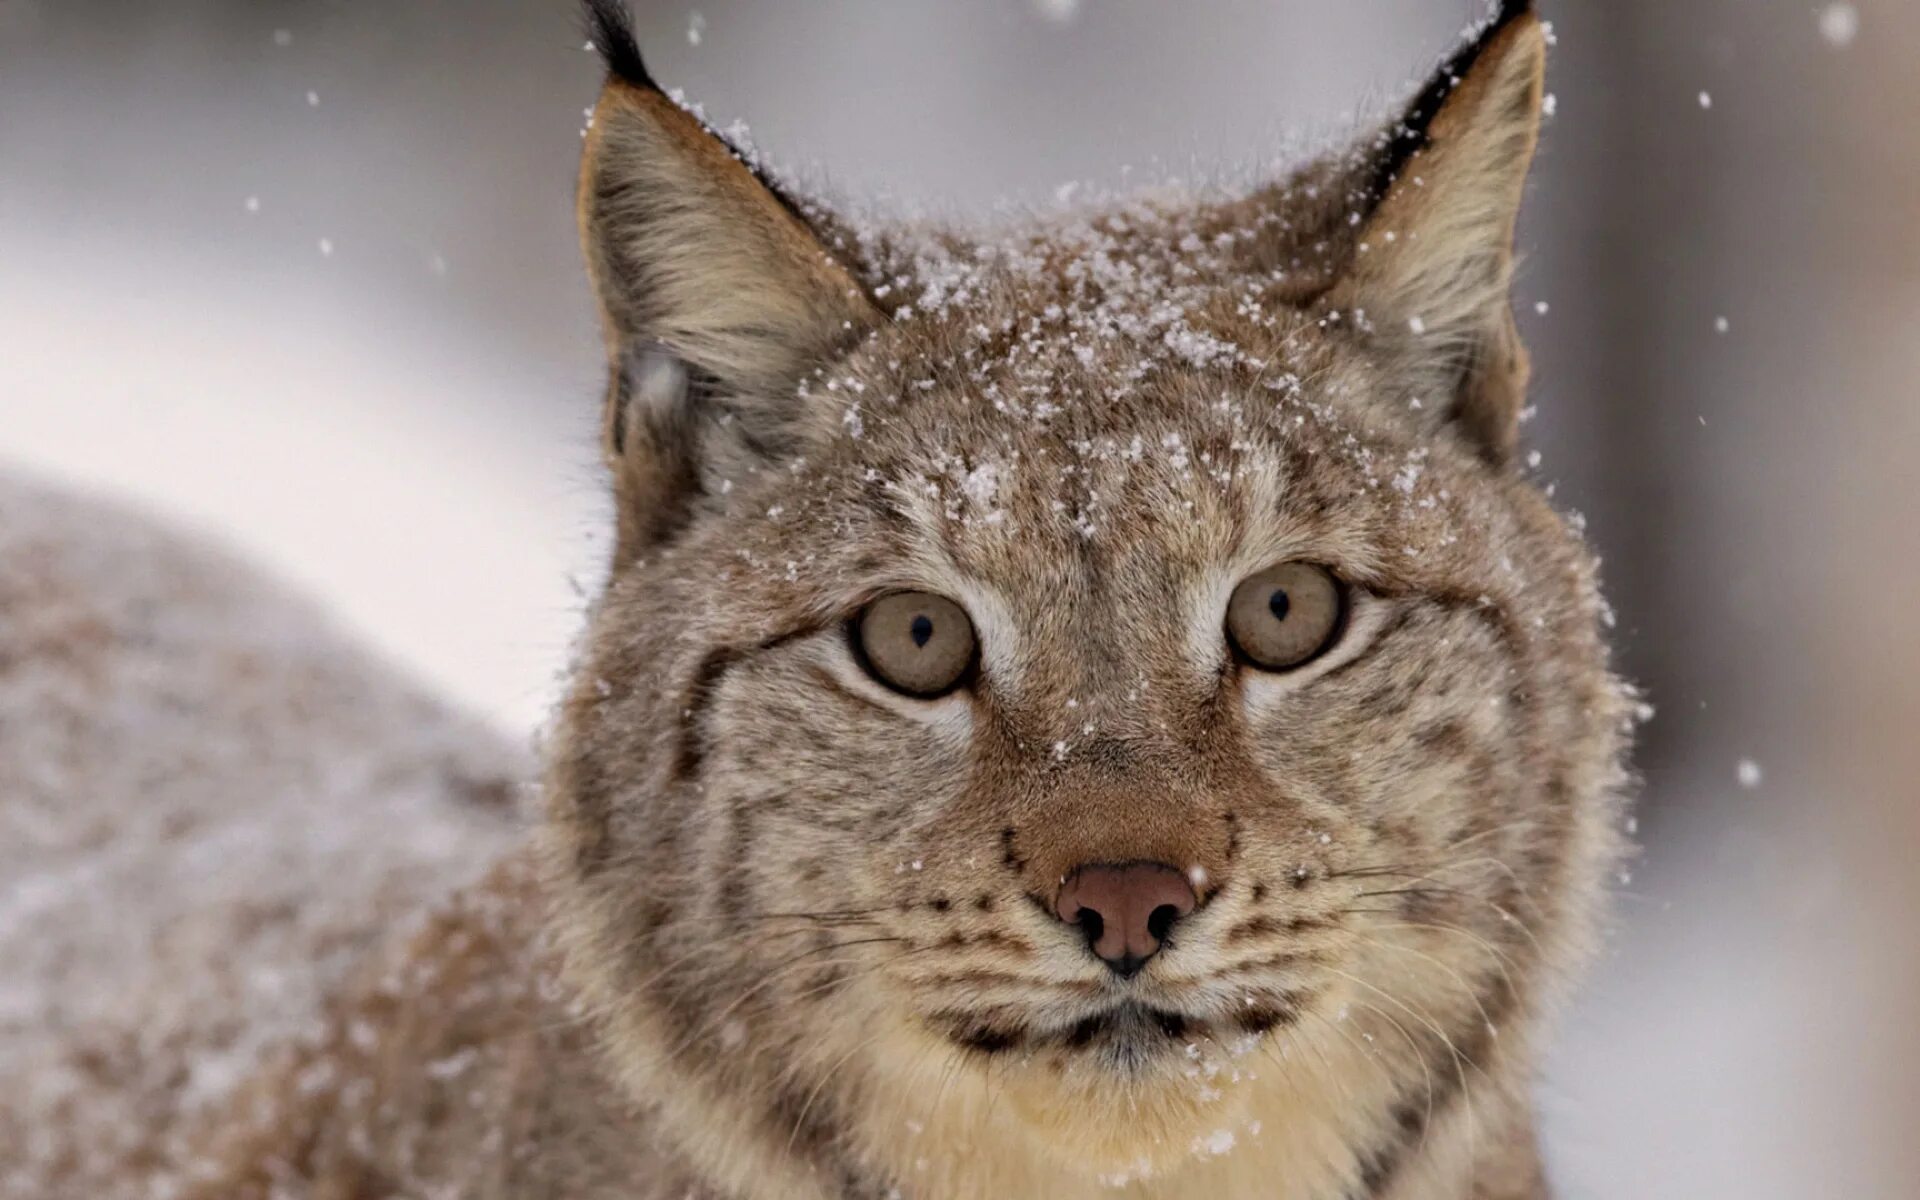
top-left (961, 459), bottom-right (1003, 513)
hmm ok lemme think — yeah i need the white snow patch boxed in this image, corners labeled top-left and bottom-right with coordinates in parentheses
top-left (1194, 1127), bottom-right (1236, 1157)
top-left (425, 1046), bottom-right (479, 1080)
top-left (961, 461), bottom-right (1002, 510)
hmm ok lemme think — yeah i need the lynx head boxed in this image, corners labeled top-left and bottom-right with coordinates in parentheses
top-left (548, 2), bottom-right (1632, 1193)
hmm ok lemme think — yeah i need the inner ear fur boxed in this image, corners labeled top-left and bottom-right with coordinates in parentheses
top-left (579, 80), bottom-right (880, 396)
top-left (576, 8), bottom-right (883, 558)
top-left (1330, 3), bottom-right (1548, 464)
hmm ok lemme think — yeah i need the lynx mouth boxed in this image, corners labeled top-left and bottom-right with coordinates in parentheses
top-left (938, 997), bottom-right (1297, 1068)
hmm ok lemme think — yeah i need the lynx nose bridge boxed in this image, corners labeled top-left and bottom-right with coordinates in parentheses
top-left (1004, 772), bottom-right (1231, 926)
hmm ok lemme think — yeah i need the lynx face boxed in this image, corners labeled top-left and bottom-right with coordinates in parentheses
top-left (550, 3), bottom-right (1630, 1193)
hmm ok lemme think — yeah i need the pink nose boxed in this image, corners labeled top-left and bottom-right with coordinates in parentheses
top-left (1054, 862), bottom-right (1199, 977)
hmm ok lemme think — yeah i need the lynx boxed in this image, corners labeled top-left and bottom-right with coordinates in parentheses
top-left (70, 2), bottom-right (1637, 1197)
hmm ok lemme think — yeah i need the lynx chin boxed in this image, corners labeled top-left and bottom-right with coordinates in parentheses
top-left (172, 1), bottom-right (1637, 1197)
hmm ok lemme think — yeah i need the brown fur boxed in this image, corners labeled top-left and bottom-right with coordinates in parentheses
top-left (140, 6), bottom-right (1635, 1199)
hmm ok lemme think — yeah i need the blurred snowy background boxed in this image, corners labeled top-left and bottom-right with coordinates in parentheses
top-left (2, 0), bottom-right (1915, 1195)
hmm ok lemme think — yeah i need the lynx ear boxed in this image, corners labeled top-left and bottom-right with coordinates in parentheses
top-left (1331, 1), bottom-right (1547, 464)
top-left (578, 1), bottom-right (881, 555)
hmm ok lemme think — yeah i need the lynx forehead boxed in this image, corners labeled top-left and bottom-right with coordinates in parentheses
top-left (541, 2), bottom-right (1634, 1198)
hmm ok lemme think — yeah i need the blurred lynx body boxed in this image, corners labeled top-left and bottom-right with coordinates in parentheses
top-left (92, 3), bottom-right (1635, 1199)
top-left (0, 474), bottom-right (526, 1200)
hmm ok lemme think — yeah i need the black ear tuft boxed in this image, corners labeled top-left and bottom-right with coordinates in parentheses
top-left (1367, 0), bottom-right (1537, 203)
top-left (582, 0), bottom-right (656, 91)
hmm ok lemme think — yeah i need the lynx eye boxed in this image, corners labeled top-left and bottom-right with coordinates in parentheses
top-left (854, 592), bottom-right (977, 698)
top-left (1226, 563), bottom-right (1346, 672)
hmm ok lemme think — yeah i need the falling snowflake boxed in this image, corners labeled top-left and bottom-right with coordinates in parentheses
top-left (1819, 4), bottom-right (1860, 47)
top-left (1736, 759), bottom-right (1764, 789)
top-left (1033, 0), bottom-right (1081, 24)
top-left (687, 12), bottom-right (706, 46)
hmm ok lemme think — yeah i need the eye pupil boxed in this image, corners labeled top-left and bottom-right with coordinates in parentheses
top-left (910, 614), bottom-right (935, 648)
top-left (1268, 589), bottom-right (1291, 622)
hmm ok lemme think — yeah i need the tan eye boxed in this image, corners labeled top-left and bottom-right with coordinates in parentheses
top-left (854, 592), bottom-right (978, 698)
top-left (1226, 563), bottom-right (1346, 672)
